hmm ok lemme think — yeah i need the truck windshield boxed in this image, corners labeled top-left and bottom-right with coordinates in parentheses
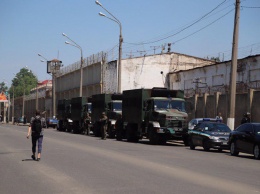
top-left (170, 100), bottom-right (186, 112)
top-left (112, 102), bottom-right (122, 111)
top-left (154, 100), bottom-right (185, 112)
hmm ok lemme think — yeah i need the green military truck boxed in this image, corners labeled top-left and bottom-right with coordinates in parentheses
top-left (70, 96), bottom-right (90, 134)
top-left (57, 99), bottom-right (73, 132)
top-left (120, 87), bottom-right (189, 144)
top-left (91, 93), bottom-right (122, 137)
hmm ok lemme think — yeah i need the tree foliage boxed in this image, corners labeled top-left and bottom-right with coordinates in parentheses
top-left (8, 68), bottom-right (38, 98)
top-left (0, 82), bottom-right (8, 93)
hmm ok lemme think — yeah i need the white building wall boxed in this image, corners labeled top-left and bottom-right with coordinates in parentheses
top-left (104, 52), bottom-right (213, 93)
top-left (169, 55), bottom-right (260, 97)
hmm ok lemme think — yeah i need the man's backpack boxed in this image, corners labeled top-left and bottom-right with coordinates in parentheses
top-left (32, 117), bottom-right (42, 135)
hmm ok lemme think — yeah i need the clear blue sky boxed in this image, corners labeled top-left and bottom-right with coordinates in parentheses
top-left (1, 0), bottom-right (259, 87)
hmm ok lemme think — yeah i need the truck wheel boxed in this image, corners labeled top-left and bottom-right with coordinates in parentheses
top-left (109, 125), bottom-right (115, 138)
top-left (203, 140), bottom-right (210, 151)
top-left (94, 124), bottom-right (101, 137)
top-left (183, 135), bottom-right (189, 146)
top-left (159, 137), bottom-right (167, 145)
top-left (149, 129), bottom-right (159, 145)
top-left (126, 127), bottom-right (132, 142)
top-left (126, 125), bottom-right (138, 142)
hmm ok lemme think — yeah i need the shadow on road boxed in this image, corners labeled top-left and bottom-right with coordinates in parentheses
top-left (224, 153), bottom-right (255, 160)
top-left (22, 158), bottom-right (36, 162)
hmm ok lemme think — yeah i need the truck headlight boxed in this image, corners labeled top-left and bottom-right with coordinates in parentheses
top-left (156, 128), bottom-right (164, 133)
top-left (209, 136), bottom-right (219, 140)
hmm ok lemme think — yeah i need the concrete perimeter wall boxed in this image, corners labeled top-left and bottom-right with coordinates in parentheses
top-left (186, 89), bottom-right (259, 129)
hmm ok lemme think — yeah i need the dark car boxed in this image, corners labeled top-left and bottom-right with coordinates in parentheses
top-left (183, 118), bottom-right (223, 146)
top-left (189, 122), bottom-right (231, 151)
top-left (46, 117), bottom-right (58, 128)
top-left (228, 123), bottom-right (260, 159)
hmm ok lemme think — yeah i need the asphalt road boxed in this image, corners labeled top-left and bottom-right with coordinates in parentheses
top-left (0, 123), bottom-right (259, 194)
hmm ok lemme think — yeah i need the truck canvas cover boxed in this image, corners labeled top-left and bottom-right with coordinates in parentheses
top-left (123, 89), bottom-right (151, 123)
top-left (71, 97), bottom-right (87, 120)
top-left (151, 87), bottom-right (184, 98)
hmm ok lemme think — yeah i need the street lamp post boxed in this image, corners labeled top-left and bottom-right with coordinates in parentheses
top-left (12, 85), bottom-right (14, 124)
top-left (95, 0), bottom-right (123, 93)
top-left (22, 66), bottom-right (29, 117)
top-left (62, 33), bottom-right (83, 97)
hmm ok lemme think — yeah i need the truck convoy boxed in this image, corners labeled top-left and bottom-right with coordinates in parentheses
top-left (91, 93), bottom-right (122, 138)
top-left (118, 87), bottom-right (188, 144)
top-left (56, 87), bottom-right (190, 145)
top-left (57, 97), bottom-right (92, 134)
top-left (57, 99), bottom-right (73, 132)
top-left (70, 97), bottom-right (92, 134)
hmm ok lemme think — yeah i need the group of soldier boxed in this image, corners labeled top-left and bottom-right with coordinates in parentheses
top-left (83, 111), bottom-right (112, 140)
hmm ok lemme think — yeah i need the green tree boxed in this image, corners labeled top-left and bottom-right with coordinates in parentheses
top-left (0, 82), bottom-right (8, 93)
top-left (9, 68), bottom-right (38, 98)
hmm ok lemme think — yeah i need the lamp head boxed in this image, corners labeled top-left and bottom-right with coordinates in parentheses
top-left (95, 0), bottom-right (102, 6)
top-left (40, 60), bottom-right (45, 62)
top-left (38, 53), bottom-right (41, 56)
top-left (99, 12), bottom-right (106, 17)
top-left (62, 33), bottom-right (67, 37)
top-left (65, 41), bottom-right (70, 44)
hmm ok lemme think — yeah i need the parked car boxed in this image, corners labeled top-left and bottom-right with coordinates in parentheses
top-left (189, 121), bottom-right (231, 151)
top-left (188, 118), bottom-right (222, 130)
top-left (228, 123), bottom-right (260, 159)
top-left (46, 117), bottom-right (58, 128)
top-left (183, 118), bottom-right (223, 146)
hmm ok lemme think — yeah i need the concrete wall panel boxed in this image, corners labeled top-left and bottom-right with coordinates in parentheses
top-left (252, 91), bottom-right (260, 122)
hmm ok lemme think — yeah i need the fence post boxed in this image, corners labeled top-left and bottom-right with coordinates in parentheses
top-left (203, 93), bottom-right (209, 117)
top-left (194, 94), bottom-right (198, 118)
top-left (248, 89), bottom-right (254, 121)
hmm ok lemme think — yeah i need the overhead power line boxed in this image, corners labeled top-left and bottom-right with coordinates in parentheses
top-left (241, 6), bottom-right (260, 8)
top-left (124, 0), bottom-right (228, 46)
top-left (123, 8), bottom-right (234, 55)
top-left (173, 8), bottom-right (234, 44)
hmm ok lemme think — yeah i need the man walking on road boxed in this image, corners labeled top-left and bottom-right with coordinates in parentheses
top-left (27, 110), bottom-right (45, 161)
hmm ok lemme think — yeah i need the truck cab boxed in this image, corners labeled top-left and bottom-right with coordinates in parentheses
top-left (120, 87), bottom-right (189, 144)
top-left (82, 102), bottom-right (92, 135)
top-left (107, 100), bottom-right (122, 138)
top-left (144, 97), bottom-right (188, 144)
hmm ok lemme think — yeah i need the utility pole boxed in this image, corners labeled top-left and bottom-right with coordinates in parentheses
top-left (126, 51), bottom-right (134, 58)
top-left (137, 50), bottom-right (146, 56)
top-left (150, 46), bottom-right (160, 54)
top-left (227, 0), bottom-right (240, 130)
